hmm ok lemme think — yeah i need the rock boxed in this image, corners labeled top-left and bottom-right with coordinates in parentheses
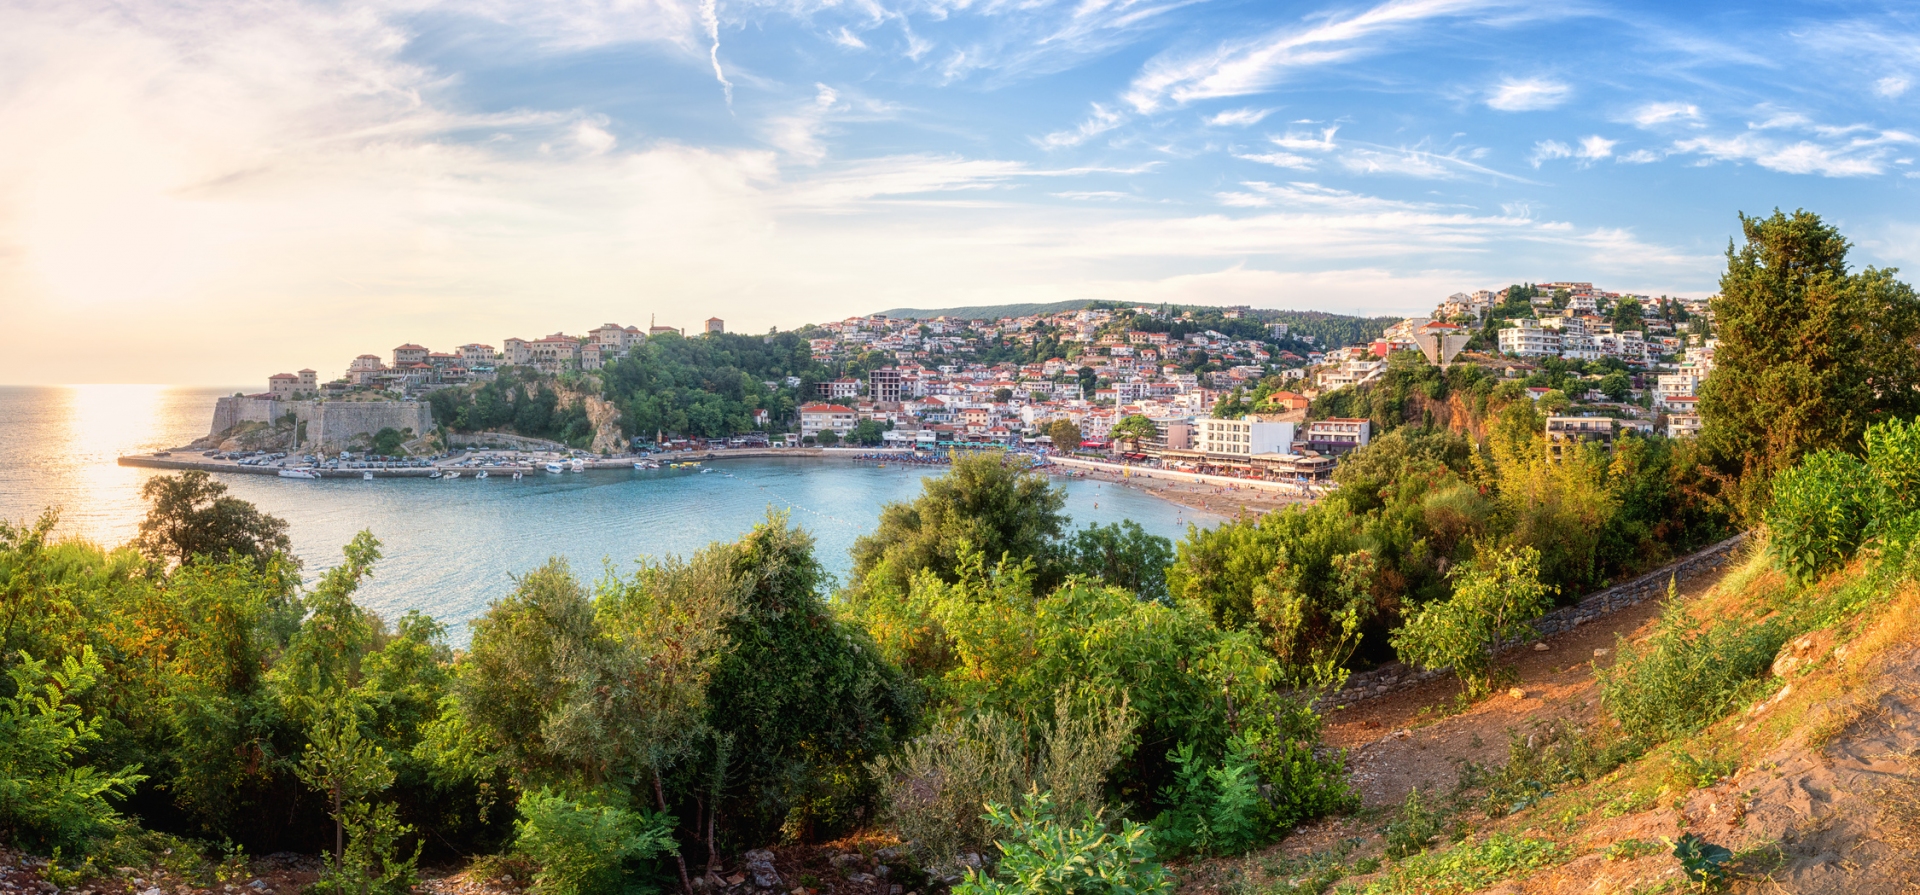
top-left (1533, 642), bottom-right (1550, 651)
top-left (248, 883), bottom-right (268, 892)
top-left (1507, 687), bottom-right (1527, 699)
top-left (140, 888), bottom-right (162, 895)
top-left (874, 865), bottom-right (891, 880)
top-left (848, 873), bottom-right (876, 885)
top-left (1771, 629), bottom-right (1835, 678)
top-left (743, 849), bottom-right (782, 890)
top-left (1593, 648), bottom-right (1610, 658)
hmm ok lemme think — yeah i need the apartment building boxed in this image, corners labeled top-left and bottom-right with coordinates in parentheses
top-left (869, 368), bottom-right (903, 404)
top-left (1545, 416), bottom-right (1617, 461)
top-left (1304, 418), bottom-right (1372, 455)
top-left (459, 344), bottom-right (497, 370)
top-left (799, 403), bottom-right (857, 438)
top-left (1498, 321), bottom-right (1562, 357)
top-left (1194, 416), bottom-right (1295, 458)
top-left (392, 344), bottom-right (430, 368)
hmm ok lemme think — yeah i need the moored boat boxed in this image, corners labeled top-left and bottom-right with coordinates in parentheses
top-left (428, 469), bottom-right (442, 479)
top-left (475, 470), bottom-right (488, 479)
top-left (278, 468), bottom-right (320, 479)
top-left (545, 462), bottom-right (564, 474)
top-left (363, 471), bottom-right (374, 480)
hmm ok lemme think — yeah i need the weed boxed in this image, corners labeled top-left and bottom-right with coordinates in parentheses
top-left (1457, 721), bottom-right (1634, 817)
top-left (1598, 587), bottom-right (1786, 744)
top-left (1603, 838), bottom-right (1661, 861)
top-left (1670, 833), bottom-right (1732, 889)
top-left (1351, 834), bottom-right (1564, 895)
top-left (1666, 751), bottom-right (1737, 791)
top-left (1382, 789), bottom-right (1448, 859)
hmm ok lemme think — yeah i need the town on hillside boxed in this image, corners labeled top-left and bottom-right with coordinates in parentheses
top-left (238, 286), bottom-right (1715, 479)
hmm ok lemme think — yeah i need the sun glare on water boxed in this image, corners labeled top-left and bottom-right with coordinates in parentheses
top-left (54, 384), bottom-right (170, 544)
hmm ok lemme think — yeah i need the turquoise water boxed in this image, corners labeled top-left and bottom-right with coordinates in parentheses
top-left (0, 386), bottom-right (1217, 640)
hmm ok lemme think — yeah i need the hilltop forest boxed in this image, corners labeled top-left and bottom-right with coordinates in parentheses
top-left (6, 210), bottom-right (1920, 895)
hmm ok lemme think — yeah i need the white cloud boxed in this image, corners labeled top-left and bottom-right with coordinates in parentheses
top-left (1207, 108), bottom-right (1274, 127)
top-left (1617, 148), bottom-right (1661, 164)
top-left (1577, 135), bottom-right (1615, 160)
top-left (700, 0), bottom-right (732, 104)
top-left (1876, 76), bottom-right (1911, 98)
top-left (573, 119), bottom-right (617, 154)
top-left (1271, 126), bottom-right (1340, 152)
top-left (1528, 139), bottom-right (1571, 167)
top-left (1486, 76), bottom-right (1570, 112)
top-left (1628, 101), bottom-right (1701, 128)
top-left (1123, 0), bottom-right (1508, 113)
top-left (1036, 103), bottom-right (1128, 149)
top-left (1673, 133), bottom-right (1886, 177)
top-left (1234, 152), bottom-right (1315, 169)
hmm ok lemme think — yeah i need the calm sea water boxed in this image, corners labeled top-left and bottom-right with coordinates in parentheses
top-left (0, 386), bottom-right (1216, 640)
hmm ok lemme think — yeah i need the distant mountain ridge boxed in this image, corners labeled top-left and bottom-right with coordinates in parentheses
top-left (871, 300), bottom-right (1103, 320)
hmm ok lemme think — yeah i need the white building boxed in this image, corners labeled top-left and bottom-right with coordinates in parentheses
top-left (1194, 416), bottom-right (1295, 458)
top-left (799, 403), bottom-right (857, 438)
top-left (1499, 321), bottom-right (1562, 357)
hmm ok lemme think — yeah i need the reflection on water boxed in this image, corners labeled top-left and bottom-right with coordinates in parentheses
top-left (0, 386), bottom-right (1217, 643)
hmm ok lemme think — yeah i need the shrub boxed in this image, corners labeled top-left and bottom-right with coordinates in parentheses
top-left (1383, 788), bottom-right (1446, 859)
top-left (873, 691), bottom-right (1132, 873)
top-left (1150, 735), bottom-right (1265, 857)
top-left (1355, 833), bottom-right (1563, 895)
top-left (1766, 450), bottom-right (1873, 581)
top-left (1672, 833), bottom-right (1733, 889)
top-left (514, 789), bottom-right (677, 895)
top-left (1390, 546), bottom-right (1554, 698)
top-left (955, 791), bottom-right (1171, 895)
top-left (0, 648), bottom-right (146, 853)
top-left (1598, 590), bottom-right (1787, 743)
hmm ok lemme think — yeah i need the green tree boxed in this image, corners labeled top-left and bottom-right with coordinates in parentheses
top-left (134, 471), bottom-right (294, 572)
top-left (816, 429), bottom-right (840, 447)
top-left (1698, 209), bottom-right (1920, 518)
top-left (1211, 390), bottom-right (1250, 419)
top-left (1046, 419), bottom-right (1083, 451)
top-left (849, 452), bottom-right (1069, 597)
top-left (1111, 416), bottom-right (1158, 450)
top-left (1610, 297), bottom-right (1643, 332)
top-left (1598, 371), bottom-right (1631, 402)
top-left (994, 388), bottom-right (1015, 404)
top-left (1390, 545), bottom-right (1555, 698)
top-left (849, 419), bottom-right (887, 447)
top-left (1063, 522), bottom-right (1174, 603)
top-left (371, 428), bottom-right (406, 456)
top-left (0, 648), bottom-right (146, 853)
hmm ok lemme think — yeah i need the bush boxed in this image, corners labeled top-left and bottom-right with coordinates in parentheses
top-left (872, 692), bottom-right (1132, 873)
top-left (1598, 591), bottom-right (1787, 743)
top-left (1390, 546), bottom-right (1554, 698)
top-left (1767, 450), bottom-right (1873, 581)
top-left (0, 648), bottom-right (146, 853)
top-left (1150, 735), bottom-right (1265, 857)
top-left (955, 791), bottom-right (1171, 895)
top-left (514, 789), bottom-right (677, 895)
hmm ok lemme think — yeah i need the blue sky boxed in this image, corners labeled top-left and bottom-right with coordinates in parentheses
top-left (3, 0), bottom-right (1918, 383)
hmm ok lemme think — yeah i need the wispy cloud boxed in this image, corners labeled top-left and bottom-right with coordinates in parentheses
top-left (1628, 101), bottom-right (1701, 128)
top-left (701, 0), bottom-right (733, 105)
top-left (1485, 76), bottom-right (1570, 112)
top-left (1876, 76), bottom-right (1911, 98)
top-left (1671, 125), bottom-right (1919, 177)
top-left (1207, 107), bottom-right (1274, 127)
top-left (1529, 139), bottom-right (1571, 167)
top-left (1122, 0), bottom-right (1511, 113)
top-left (1037, 103), bottom-right (1128, 149)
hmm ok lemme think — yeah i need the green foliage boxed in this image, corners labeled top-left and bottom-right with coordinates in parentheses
top-left (1671, 833), bottom-right (1733, 889)
top-left (134, 471), bottom-right (295, 572)
top-left (1111, 415), bottom-right (1158, 444)
top-left (1597, 588), bottom-right (1786, 744)
top-left (1699, 209), bottom-right (1920, 519)
top-left (1383, 789), bottom-right (1446, 859)
top-left (1390, 546), bottom-right (1554, 698)
top-left (513, 789), bottom-right (676, 895)
top-left (955, 791), bottom-right (1171, 895)
top-left (849, 419), bottom-right (887, 446)
top-left (370, 427), bottom-right (406, 456)
top-left (1457, 721), bottom-right (1631, 817)
top-left (1149, 735), bottom-right (1265, 857)
top-left (1765, 450), bottom-right (1872, 581)
top-left (872, 692), bottom-right (1132, 872)
top-left (1062, 522), bottom-right (1173, 603)
top-left (850, 452), bottom-right (1070, 598)
top-left (428, 371), bottom-right (596, 447)
top-left (1352, 834), bottom-right (1563, 895)
top-left (0, 648), bottom-right (145, 853)
top-left (602, 331), bottom-right (820, 439)
top-left (1046, 419), bottom-right (1083, 450)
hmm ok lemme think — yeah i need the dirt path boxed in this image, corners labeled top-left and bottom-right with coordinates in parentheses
top-left (1323, 560), bottom-right (1733, 810)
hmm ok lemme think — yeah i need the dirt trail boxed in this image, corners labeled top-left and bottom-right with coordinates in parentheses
top-left (1323, 562), bottom-right (1732, 811)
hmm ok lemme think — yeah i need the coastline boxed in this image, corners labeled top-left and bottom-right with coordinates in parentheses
top-left (117, 446), bottom-right (1315, 519)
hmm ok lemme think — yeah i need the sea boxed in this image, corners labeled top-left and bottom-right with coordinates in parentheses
top-left (0, 385), bottom-right (1217, 641)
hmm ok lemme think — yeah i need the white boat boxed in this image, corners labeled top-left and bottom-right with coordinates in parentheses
top-left (475, 470), bottom-right (488, 479)
top-left (278, 468), bottom-right (320, 480)
top-left (700, 468), bottom-right (714, 474)
top-left (428, 470), bottom-right (442, 479)
top-left (545, 462), bottom-right (564, 474)
top-left (512, 471), bottom-right (523, 480)
top-left (569, 458), bottom-right (586, 472)
top-left (446, 471), bottom-right (461, 479)
top-left (633, 460), bottom-right (661, 470)
top-left (363, 472), bottom-right (374, 481)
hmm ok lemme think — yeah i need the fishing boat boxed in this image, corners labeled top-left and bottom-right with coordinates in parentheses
top-left (363, 471), bottom-right (374, 480)
top-left (545, 462), bottom-right (564, 474)
top-left (475, 470), bottom-right (488, 479)
top-left (278, 468), bottom-right (320, 480)
top-left (427, 469), bottom-right (442, 479)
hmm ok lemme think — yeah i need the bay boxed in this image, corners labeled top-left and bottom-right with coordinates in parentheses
top-left (0, 385), bottom-right (1218, 640)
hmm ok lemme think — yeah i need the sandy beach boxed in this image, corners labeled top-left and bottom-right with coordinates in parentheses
top-left (1045, 462), bottom-right (1319, 519)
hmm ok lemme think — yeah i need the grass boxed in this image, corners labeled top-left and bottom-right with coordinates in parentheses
top-left (1338, 834), bottom-right (1564, 895)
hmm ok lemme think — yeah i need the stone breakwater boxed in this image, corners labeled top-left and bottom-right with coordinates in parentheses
top-left (1327, 532), bottom-right (1751, 707)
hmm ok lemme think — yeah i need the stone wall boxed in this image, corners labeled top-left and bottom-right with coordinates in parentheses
top-left (206, 397), bottom-right (433, 451)
top-left (449, 431), bottom-right (569, 452)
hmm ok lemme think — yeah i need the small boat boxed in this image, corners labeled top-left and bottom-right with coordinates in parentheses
top-left (569, 458), bottom-right (586, 472)
top-left (545, 462), bottom-right (564, 474)
top-left (428, 469), bottom-right (442, 479)
top-left (363, 471), bottom-right (374, 480)
top-left (446, 471), bottom-right (461, 479)
top-left (700, 468), bottom-right (713, 474)
top-left (475, 470), bottom-right (488, 479)
top-left (278, 468), bottom-right (320, 479)
top-left (512, 471), bottom-right (523, 480)
top-left (634, 460), bottom-right (660, 470)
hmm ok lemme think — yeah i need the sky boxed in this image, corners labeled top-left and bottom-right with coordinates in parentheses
top-left (2, 0), bottom-right (1919, 385)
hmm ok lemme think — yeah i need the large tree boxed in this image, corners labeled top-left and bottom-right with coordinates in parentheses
top-left (849, 452), bottom-right (1069, 596)
top-left (135, 470), bottom-right (295, 571)
top-left (1698, 210), bottom-right (1920, 517)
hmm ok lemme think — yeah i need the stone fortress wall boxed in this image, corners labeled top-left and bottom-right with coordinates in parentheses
top-left (207, 396), bottom-right (434, 450)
